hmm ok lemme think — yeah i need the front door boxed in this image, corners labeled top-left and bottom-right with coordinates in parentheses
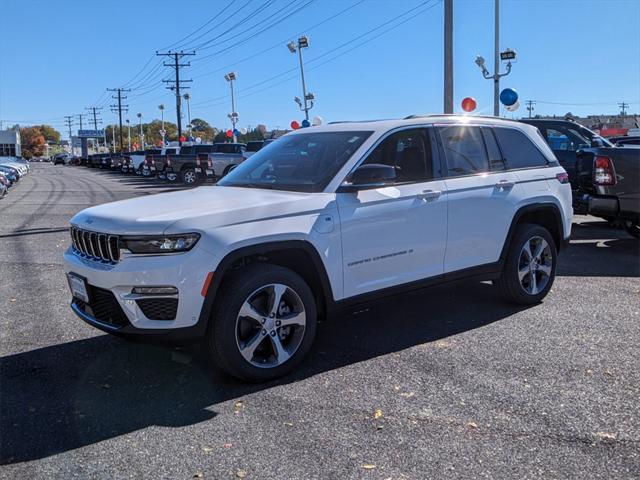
top-left (337, 127), bottom-right (448, 299)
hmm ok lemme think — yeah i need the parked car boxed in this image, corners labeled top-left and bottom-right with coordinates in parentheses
top-left (131, 149), bottom-right (161, 175)
top-left (0, 165), bottom-right (20, 183)
top-left (0, 174), bottom-right (8, 198)
top-left (244, 140), bottom-right (264, 159)
top-left (522, 119), bottom-right (639, 237)
top-left (53, 154), bottom-right (69, 165)
top-left (64, 115), bottom-right (572, 381)
top-left (607, 135), bottom-right (640, 147)
top-left (148, 143), bottom-right (247, 185)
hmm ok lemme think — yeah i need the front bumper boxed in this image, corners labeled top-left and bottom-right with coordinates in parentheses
top-left (63, 245), bottom-right (219, 337)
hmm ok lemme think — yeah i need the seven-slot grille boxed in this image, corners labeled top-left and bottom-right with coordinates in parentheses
top-left (70, 226), bottom-right (120, 263)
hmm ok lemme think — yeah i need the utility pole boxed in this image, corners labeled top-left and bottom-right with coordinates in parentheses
top-left (443, 0), bottom-right (453, 114)
top-left (64, 116), bottom-right (74, 155)
top-left (618, 102), bottom-right (629, 116)
top-left (157, 50), bottom-right (195, 146)
top-left (526, 100), bottom-right (536, 118)
top-left (76, 113), bottom-right (85, 131)
top-left (85, 106), bottom-right (103, 129)
top-left (107, 88), bottom-right (130, 152)
top-left (85, 106), bottom-right (103, 151)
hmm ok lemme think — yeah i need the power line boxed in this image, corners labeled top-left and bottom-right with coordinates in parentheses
top-left (85, 106), bottom-right (103, 129)
top-left (157, 51), bottom-right (195, 146)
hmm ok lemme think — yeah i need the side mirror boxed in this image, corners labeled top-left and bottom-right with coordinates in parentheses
top-left (591, 138), bottom-right (604, 148)
top-left (339, 164), bottom-right (396, 191)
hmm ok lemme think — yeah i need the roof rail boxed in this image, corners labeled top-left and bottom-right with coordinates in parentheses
top-left (404, 113), bottom-right (510, 121)
top-left (328, 119), bottom-right (391, 124)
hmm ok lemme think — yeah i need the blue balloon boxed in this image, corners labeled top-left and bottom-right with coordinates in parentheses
top-left (233, 129), bottom-right (240, 136)
top-left (301, 119), bottom-right (311, 128)
top-left (500, 88), bottom-right (518, 106)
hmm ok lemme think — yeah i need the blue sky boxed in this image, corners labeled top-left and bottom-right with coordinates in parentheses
top-left (0, 0), bottom-right (639, 139)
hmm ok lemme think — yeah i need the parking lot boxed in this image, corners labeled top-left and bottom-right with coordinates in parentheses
top-left (1, 163), bottom-right (638, 478)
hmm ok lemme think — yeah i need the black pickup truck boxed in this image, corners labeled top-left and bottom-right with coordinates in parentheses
top-left (145, 143), bottom-right (246, 185)
top-left (522, 119), bottom-right (640, 238)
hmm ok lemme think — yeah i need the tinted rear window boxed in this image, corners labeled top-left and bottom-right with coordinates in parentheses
top-left (494, 128), bottom-right (548, 169)
top-left (246, 141), bottom-right (263, 152)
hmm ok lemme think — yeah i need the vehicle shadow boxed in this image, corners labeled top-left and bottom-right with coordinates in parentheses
top-left (558, 219), bottom-right (640, 277)
top-left (0, 281), bottom-right (525, 464)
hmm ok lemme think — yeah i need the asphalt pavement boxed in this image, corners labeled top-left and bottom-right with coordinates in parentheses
top-left (1, 163), bottom-right (639, 479)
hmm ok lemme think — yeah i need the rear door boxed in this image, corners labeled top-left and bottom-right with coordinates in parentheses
top-left (438, 125), bottom-right (524, 273)
top-left (538, 124), bottom-right (590, 185)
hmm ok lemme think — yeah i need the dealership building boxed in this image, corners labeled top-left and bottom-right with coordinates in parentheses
top-left (0, 129), bottom-right (21, 157)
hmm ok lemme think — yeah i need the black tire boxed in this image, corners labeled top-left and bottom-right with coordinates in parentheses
top-left (181, 168), bottom-right (199, 185)
top-left (494, 223), bottom-right (557, 305)
top-left (206, 264), bottom-right (317, 382)
top-left (624, 221), bottom-right (640, 239)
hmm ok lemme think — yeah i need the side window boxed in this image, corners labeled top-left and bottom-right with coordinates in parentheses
top-left (361, 128), bottom-right (433, 183)
top-left (481, 128), bottom-right (506, 171)
top-left (494, 128), bottom-right (548, 169)
top-left (438, 126), bottom-right (489, 176)
top-left (544, 127), bottom-right (589, 151)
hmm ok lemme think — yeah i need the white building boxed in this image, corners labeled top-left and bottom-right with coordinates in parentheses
top-left (0, 129), bottom-right (21, 157)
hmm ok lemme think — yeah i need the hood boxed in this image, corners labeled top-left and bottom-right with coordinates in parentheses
top-left (70, 186), bottom-right (335, 235)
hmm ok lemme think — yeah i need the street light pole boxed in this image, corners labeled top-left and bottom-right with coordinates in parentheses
top-left (288, 36), bottom-right (314, 122)
top-left (474, 0), bottom-right (515, 117)
top-left (158, 104), bottom-right (165, 145)
top-left (224, 72), bottom-right (238, 142)
top-left (183, 93), bottom-right (192, 138)
top-left (125, 119), bottom-right (131, 151)
top-left (137, 113), bottom-right (144, 149)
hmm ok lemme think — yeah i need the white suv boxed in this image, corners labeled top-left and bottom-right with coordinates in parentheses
top-left (64, 115), bottom-right (572, 381)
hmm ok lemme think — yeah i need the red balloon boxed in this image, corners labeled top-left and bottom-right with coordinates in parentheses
top-left (461, 97), bottom-right (477, 112)
top-left (179, 136), bottom-right (186, 142)
top-left (226, 129), bottom-right (233, 138)
top-left (290, 120), bottom-right (300, 130)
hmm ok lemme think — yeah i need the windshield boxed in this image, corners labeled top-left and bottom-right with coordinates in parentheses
top-left (218, 131), bottom-right (372, 192)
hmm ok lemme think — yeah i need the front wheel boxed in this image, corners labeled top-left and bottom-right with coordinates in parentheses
top-left (624, 221), bottom-right (640, 239)
top-left (207, 264), bottom-right (317, 382)
top-left (181, 168), bottom-right (199, 185)
top-left (494, 223), bottom-right (557, 305)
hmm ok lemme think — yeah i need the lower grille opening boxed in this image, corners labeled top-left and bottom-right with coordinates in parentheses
top-left (74, 286), bottom-right (129, 328)
top-left (136, 298), bottom-right (178, 321)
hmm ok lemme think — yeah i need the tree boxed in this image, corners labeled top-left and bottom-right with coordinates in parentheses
top-left (20, 126), bottom-right (47, 158)
top-left (38, 125), bottom-right (61, 144)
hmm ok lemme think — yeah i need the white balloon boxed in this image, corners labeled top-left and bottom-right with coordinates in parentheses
top-left (312, 116), bottom-right (323, 126)
top-left (239, 127), bottom-right (248, 135)
top-left (505, 100), bottom-right (520, 112)
top-left (195, 137), bottom-right (202, 144)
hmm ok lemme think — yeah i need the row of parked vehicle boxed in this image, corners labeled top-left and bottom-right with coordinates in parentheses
top-left (0, 156), bottom-right (31, 199)
top-left (72, 139), bottom-right (276, 186)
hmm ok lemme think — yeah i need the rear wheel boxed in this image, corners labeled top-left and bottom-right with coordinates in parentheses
top-left (495, 223), bottom-right (557, 304)
top-left (207, 264), bottom-right (317, 382)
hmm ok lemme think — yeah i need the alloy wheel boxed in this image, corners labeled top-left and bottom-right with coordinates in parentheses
top-left (235, 283), bottom-right (306, 368)
top-left (184, 171), bottom-right (196, 184)
top-left (518, 236), bottom-right (552, 295)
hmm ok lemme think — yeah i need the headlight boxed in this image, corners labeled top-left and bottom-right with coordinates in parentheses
top-left (119, 233), bottom-right (200, 254)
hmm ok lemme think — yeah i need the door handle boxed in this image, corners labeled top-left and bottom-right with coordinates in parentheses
top-left (417, 189), bottom-right (442, 200)
top-left (495, 179), bottom-right (515, 190)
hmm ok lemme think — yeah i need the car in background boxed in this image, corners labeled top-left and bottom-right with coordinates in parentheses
top-left (54, 154), bottom-right (70, 165)
top-left (244, 141), bottom-right (264, 159)
top-left (0, 165), bottom-right (20, 183)
top-left (0, 173), bottom-right (9, 196)
top-left (608, 135), bottom-right (640, 147)
top-left (522, 119), bottom-right (640, 239)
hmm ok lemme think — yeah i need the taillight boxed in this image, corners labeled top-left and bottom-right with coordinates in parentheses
top-left (593, 156), bottom-right (616, 186)
top-left (555, 172), bottom-right (569, 184)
